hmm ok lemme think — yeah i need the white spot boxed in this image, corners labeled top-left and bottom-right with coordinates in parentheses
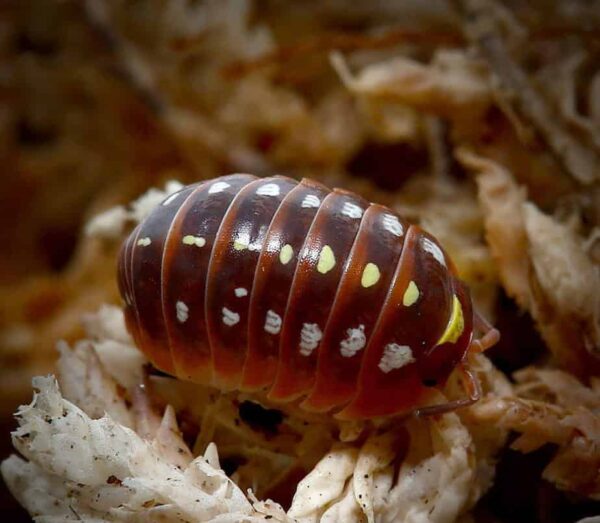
top-left (340, 325), bottom-right (366, 358)
top-left (222, 307), bottom-right (240, 326)
top-left (162, 191), bottom-right (181, 206)
top-left (208, 181), bottom-right (231, 194)
top-left (234, 287), bottom-right (248, 298)
top-left (422, 237), bottom-right (446, 267)
top-left (341, 202), bottom-right (363, 219)
top-left (299, 323), bottom-right (322, 356)
top-left (256, 183), bottom-right (280, 196)
top-left (249, 225), bottom-right (268, 252)
top-left (264, 310), bottom-right (282, 335)
top-left (378, 343), bottom-right (415, 373)
top-left (176, 301), bottom-right (189, 323)
top-left (137, 237), bottom-right (151, 247)
top-left (182, 235), bottom-right (206, 247)
top-left (382, 214), bottom-right (404, 237)
top-left (301, 194), bottom-right (321, 208)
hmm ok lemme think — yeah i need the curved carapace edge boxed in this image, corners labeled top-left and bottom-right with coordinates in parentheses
top-left (117, 175), bottom-right (500, 420)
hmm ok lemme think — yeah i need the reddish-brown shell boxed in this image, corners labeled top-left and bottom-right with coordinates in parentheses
top-left (118, 175), bottom-right (494, 419)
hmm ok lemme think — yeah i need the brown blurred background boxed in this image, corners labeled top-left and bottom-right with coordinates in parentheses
top-left (2, 0), bottom-right (600, 521)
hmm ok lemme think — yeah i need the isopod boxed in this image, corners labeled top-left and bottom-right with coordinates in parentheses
top-left (118, 174), bottom-right (499, 419)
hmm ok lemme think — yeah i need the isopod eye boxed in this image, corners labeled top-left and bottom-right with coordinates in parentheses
top-left (417, 340), bottom-right (463, 389)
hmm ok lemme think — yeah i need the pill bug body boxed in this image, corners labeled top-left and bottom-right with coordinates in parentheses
top-left (118, 175), bottom-right (499, 420)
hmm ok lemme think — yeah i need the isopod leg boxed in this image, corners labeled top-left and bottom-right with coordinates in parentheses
top-left (471, 311), bottom-right (500, 353)
top-left (414, 362), bottom-right (481, 417)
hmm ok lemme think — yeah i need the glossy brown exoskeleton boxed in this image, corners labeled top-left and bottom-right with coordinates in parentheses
top-left (118, 175), bottom-right (499, 419)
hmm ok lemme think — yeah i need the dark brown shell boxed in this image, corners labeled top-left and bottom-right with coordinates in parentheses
top-left (118, 175), bottom-right (490, 419)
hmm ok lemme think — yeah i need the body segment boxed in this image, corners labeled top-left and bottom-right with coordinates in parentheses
top-left (242, 178), bottom-right (330, 391)
top-left (162, 175), bottom-right (255, 382)
top-left (268, 189), bottom-right (369, 401)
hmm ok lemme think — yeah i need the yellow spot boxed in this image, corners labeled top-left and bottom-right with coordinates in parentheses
top-left (233, 240), bottom-right (248, 251)
top-left (182, 235), bottom-right (206, 247)
top-left (361, 263), bottom-right (381, 288)
top-left (436, 295), bottom-right (465, 345)
top-left (317, 245), bottom-right (336, 274)
top-left (137, 237), bottom-right (151, 247)
top-left (279, 244), bottom-right (293, 265)
top-left (402, 280), bottom-right (419, 306)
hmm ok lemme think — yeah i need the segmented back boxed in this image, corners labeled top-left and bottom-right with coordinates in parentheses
top-left (118, 175), bottom-right (487, 419)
